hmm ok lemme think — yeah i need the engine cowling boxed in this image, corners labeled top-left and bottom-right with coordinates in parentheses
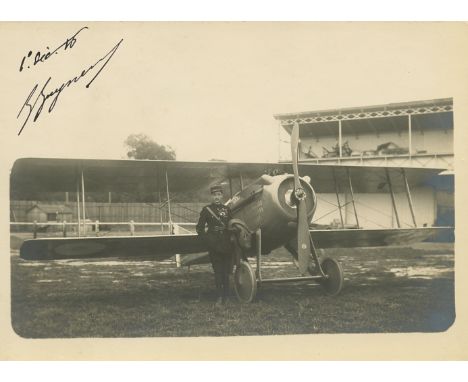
top-left (258, 174), bottom-right (316, 253)
top-left (229, 174), bottom-right (316, 254)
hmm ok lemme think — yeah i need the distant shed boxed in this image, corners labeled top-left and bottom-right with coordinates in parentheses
top-left (25, 204), bottom-right (73, 223)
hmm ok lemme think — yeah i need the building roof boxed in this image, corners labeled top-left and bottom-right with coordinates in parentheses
top-left (26, 204), bottom-right (73, 214)
top-left (274, 97), bottom-right (453, 122)
top-left (275, 98), bottom-right (453, 138)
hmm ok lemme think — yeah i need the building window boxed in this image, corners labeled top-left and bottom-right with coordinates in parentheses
top-left (47, 213), bottom-right (57, 221)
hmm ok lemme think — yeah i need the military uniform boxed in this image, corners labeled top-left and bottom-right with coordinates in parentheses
top-left (196, 201), bottom-right (233, 301)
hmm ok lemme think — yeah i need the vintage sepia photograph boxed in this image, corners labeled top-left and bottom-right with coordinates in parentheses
top-left (1, 22), bottom-right (466, 359)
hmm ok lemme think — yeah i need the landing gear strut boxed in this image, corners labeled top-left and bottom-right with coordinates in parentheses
top-left (232, 227), bottom-right (344, 303)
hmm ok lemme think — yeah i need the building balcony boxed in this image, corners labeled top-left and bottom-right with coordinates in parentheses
top-left (295, 152), bottom-right (453, 170)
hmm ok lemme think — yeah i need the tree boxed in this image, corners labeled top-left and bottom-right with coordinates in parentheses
top-left (124, 134), bottom-right (176, 160)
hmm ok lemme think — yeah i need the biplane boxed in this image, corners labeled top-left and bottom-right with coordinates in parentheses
top-left (10, 124), bottom-right (452, 303)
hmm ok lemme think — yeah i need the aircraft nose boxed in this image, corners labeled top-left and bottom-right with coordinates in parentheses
top-left (277, 176), bottom-right (316, 219)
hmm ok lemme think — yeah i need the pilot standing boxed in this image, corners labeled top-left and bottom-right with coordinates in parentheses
top-left (196, 185), bottom-right (233, 305)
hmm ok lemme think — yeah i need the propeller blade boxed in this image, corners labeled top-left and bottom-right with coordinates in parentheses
top-left (290, 122), bottom-right (301, 190)
top-left (290, 122), bottom-right (310, 275)
top-left (297, 199), bottom-right (311, 274)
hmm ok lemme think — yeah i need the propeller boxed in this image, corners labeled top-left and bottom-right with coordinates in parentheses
top-left (290, 122), bottom-right (311, 275)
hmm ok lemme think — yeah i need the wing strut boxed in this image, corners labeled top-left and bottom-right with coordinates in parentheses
top-left (158, 189), bottom-right (163, 234)
top-left (332, 168), bottom-right (345, 228)
top-left (346, 168), bottom-right (360, 229)
top-left (76, 175), bottom-right (81, 237)
top-left (165, 170), bottom-right (173, 234)
top-left (385, 168), bottom-right (401, 228)
top-left (401, 168), bottom-right (417, 227)
top-left (81, 169), bottom-right (86, 234)
top-left (239, 171), bottom-right (244, 191)
top-left (228, 176), bottom-right (233, 198)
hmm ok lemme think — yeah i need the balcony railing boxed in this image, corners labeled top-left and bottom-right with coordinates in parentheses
top-left (294, 152), bottom-right (453, 169)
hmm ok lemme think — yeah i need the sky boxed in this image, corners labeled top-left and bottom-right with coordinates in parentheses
top-left (1, 22), bottom-right (467, 166)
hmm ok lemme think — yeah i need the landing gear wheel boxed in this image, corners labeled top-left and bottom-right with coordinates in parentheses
top-left (319, 258), bottom-right (344, 296)
top-left (234, 260), bottom-right (257, 303)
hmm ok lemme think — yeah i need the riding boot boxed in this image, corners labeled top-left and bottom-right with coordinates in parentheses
top-left (214, 273), bottom-right (223, 304)
top-left (222, 273), bottom-right (230, 302)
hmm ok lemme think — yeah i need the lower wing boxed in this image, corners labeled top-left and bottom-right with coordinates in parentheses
top-left (182, 227), bottom-right (453, 266)
top-left (19, 234), bottom-right (206, 261)
top-left (19, 227), bottom-right (452, 263)
top-left (309, 227), bottom-right (452, 248)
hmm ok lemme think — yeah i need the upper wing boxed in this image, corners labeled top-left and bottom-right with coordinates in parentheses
top-left (10, 158), bottom-right (289, 196)
top-left (20, 234), bottom-right (206, 261)
top-left (10, 157), bottom-right (444, 195)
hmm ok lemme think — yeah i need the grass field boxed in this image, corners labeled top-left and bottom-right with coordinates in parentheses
top-left (10, 243), bottom-right (454, 338)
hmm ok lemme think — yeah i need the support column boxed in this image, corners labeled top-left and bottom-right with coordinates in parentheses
top-left (346, 168), bottom-right (360, 228)
top-left (401, 168), bottom-right (417, 227)
top-left (332, 168), bottom-right (345, 228)
top-left (408, 114), bottom-right (412, 160)
top-left (338, 120), bottom-right (342, 158)
top-left (239, 172), bottom-right (244, 191)
top-left (385, 168), bottom-right (401, 228)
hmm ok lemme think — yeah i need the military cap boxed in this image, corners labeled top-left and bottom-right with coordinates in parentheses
top-left (210, 184), bottom-right (224, 194)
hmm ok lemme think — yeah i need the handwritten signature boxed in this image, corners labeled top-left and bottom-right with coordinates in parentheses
top-left (19, 27), bottom-right (89, 72)
top-left (17, 31), bottom-right (123, 136)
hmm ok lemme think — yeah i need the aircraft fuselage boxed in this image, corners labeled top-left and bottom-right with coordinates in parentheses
top-left (228, 174), bottom-right (316, 254)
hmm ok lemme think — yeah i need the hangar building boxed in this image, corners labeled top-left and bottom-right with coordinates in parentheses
top-left (274, 98), bottom-right (454, 235)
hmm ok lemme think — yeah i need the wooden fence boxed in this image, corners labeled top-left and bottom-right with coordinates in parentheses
top-left (10, 200), bottom-right (205, 224)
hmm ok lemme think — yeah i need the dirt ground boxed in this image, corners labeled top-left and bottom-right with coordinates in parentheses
top-left (10, 243), bottom-right (454, 338)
